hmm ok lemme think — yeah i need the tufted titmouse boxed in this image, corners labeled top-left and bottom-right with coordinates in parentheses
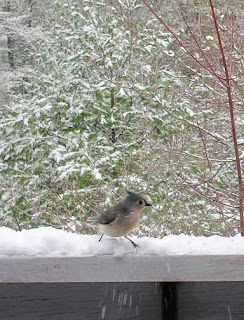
top-left (94, 191), bottom-right (152, 248)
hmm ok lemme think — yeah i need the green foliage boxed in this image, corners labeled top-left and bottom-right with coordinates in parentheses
top-left (0, 0), bottom-right (242, 236)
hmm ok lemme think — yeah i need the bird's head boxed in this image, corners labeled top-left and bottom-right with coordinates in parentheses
top-left (125, 190), bottom-right (152, 213)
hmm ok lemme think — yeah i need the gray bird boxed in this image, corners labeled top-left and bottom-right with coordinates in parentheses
top-left (94, 191), bottom-right (152, 248)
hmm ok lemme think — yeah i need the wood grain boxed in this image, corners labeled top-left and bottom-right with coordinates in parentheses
top-left (178, 282), bottom-right (244, 320)
top-left (1, 255), bottom-right (244, 282)
top-left (0, 282), bottom-right (162, 320)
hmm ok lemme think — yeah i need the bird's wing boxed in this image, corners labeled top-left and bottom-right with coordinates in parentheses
top-left (94, 213), bottom-right (116, 225)
top-left (94, 201), bottom-right (130, 225)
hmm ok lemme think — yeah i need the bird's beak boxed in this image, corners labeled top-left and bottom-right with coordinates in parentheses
top-left (145, 201), bottom-right (152, 207)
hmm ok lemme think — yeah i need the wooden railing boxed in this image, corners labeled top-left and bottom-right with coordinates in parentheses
top-left (1, 255), bottom-right (244, 319)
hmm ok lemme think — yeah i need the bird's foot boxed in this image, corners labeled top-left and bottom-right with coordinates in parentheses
top-left (125, 236), bottom-right (139, 249)
top-left (98, 234), bottom-right (104, 242)
top-left (131, 241), bottom-right (140, 249)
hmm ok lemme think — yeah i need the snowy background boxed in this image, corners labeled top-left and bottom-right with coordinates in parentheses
top-left (0, 0), bottom-right (244, 239)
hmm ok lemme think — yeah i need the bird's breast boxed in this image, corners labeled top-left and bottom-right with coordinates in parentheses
top-left (98, 211), bottom-right (140, 237)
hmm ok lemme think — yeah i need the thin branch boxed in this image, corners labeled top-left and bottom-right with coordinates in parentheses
top-left (209, 0), bottom-right (244, 235)
top-left (197, 124), bottom-right (212, 170)
top-left (229, 13), bottom-right (234, 78)
top-left (197, 124), bottom-right (223, 216)
top-left (133, 87), bottom-right (231, 148)
top-left (142, 0), bottom-right (227, 85)
top-left (12, 210), bottom-right (22, 231)
top-left (181, 11), bottom-right (226, 85)
top-left (208, 1), bottom-right (230, 85)
top-left (184, 151), bottom-right (236, 163)
top-left (177, 58), bottom-right (227, 91)
top-left (177, 172), bottom-right (238, 209)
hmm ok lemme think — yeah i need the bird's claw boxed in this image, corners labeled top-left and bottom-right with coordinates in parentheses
top-left (132, 242), bottom-right (139, 249)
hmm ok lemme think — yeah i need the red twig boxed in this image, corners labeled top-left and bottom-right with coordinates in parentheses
top-left (181, 12), bottom-right (226, 85)
top-left (209, 0), bottom-right (244, 236)
top-left (198, 125), bottom-right (212, 171)
top-left (177, 172), bottom-right (238, 209)
top-left (197, 124), bottom-right (223, 216)
top-left (208, 1), bottom-right (230, 86)
top-left (229, 13), bottom-right (234, 78)
top-left (143, 0), bottom-right (244, 235)
top-left (142, 0), bottom-right (226, 85)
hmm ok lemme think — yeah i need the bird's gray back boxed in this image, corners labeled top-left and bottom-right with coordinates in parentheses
top-left (94, 200), bottom-right (132, 225)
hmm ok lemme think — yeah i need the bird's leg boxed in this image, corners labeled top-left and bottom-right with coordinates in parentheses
top-left (98, 234), bottom-right (104, 242)
top-left (124, 236), bottom-right (139, 248)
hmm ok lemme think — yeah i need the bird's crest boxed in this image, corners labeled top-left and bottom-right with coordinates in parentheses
top-left (126, 190), bottom-right (142, 201)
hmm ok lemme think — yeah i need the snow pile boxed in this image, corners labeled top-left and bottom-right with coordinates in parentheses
top-left (0, 227), bottom-right (244, 257)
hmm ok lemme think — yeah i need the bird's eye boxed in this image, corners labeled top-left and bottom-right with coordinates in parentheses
top-left (139, 200), bottom-right (144, 205)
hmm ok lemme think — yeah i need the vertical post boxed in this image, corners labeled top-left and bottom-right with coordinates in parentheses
top-left (163, 283), bottom-right (177, 320)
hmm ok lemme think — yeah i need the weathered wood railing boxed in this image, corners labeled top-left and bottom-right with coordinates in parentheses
top-left (1, 255), bottom-right (244, 319)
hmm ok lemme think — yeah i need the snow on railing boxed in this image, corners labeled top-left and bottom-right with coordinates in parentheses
top-left (1, 227), bottom-right (244, 282)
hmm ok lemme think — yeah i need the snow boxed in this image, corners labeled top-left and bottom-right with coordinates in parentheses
top-left (206, 35), bottom-right (214, 41)
top-left (237, 138), bottom-right (244, 145)
top-left (1, 227), bottom-right (244, 258)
